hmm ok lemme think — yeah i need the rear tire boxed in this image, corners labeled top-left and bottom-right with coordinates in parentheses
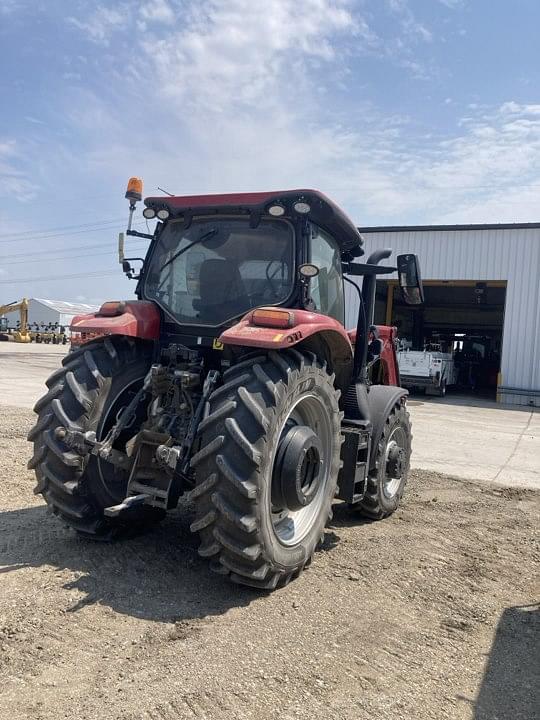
top-left (28, 336), bottom-right (164, 539)
top-left (190, 350), bottom-right (342, 589)
top-left (355, 402), bottom-right (411, 520)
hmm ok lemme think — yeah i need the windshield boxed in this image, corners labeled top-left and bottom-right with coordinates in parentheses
top-left (144, 217), bottom-right (295, 326)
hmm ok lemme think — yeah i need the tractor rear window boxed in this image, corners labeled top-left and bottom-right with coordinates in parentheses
top-left (144, 217), bottom-right (294, 326)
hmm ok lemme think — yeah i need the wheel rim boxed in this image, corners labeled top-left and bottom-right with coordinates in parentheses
top-left (382, 425), bottom-right (408, 498)
top-left (270, 393), bottom-right (333, 546)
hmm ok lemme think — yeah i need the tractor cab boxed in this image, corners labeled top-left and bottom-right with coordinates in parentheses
top-left (118, 182), bottom-right (422, 382)
top-left (126, 187), bottom-right (365, 331)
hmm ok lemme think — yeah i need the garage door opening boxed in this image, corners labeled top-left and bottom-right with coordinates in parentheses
top-left (375, 280), bottom-right (507, 399)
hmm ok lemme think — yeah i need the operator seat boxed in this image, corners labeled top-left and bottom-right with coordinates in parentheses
top-left (195, 258), bottom-right (250, 323)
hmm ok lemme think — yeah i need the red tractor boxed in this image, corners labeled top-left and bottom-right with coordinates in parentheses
top-left (29, 181), bottom-right (423, 589)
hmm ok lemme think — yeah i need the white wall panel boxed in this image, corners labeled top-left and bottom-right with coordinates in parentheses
top-left (346, 226), bottom-right (540, 406)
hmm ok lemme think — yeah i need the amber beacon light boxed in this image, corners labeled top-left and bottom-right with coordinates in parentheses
top-left (125, 177), bottom-right (143, 204)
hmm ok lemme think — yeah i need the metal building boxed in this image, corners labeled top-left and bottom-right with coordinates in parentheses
top-left (2, 298), bottom-right (99, 333)
top-left (345, 222), bottom-right (540, 407)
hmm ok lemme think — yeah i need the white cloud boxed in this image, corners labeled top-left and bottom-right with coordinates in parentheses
top-left (358, 102), bottom-right (540, 223)
top-left (387, 0), bottom-right (433, 43)
top-left (24, 115), bottom-right (45, 125)
top-left (142, 0), bottom-right (362, 114)
top-left (62, 0), bottom-right (540, 226)
top-left (0, 139), bottom-right (36, 201)
top-left (33, 1), bottom-right (540, 229)
top-left (0, 0), bottom-right (20, 14)
top-left (138, 0), bottom-right (175, 27)
top-left (67, 5), bottom-right (126, 45)
top-left (500, 101), bottom-right (540, 116)
top-left (437, 0), bottom-right (465, 7)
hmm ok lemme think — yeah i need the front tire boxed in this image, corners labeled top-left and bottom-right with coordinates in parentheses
top-left (28, 336), bottom-right (163, 538)
top-left (355, 402), bottom-right (411, 520)
top-left (190, 350), bottom-right (342, 589)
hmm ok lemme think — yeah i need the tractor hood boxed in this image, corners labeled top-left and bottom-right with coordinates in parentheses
top-left (143, 189), bottom-right (363, 256)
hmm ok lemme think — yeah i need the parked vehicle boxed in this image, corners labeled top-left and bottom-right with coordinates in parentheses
top-left (0, 298), bottom-right (31, 343)
top-left (398, 343), bottom-right (457, 396)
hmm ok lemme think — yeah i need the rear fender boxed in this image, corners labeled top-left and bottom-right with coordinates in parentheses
top-left (220, 309), bottom-right (354, 390)
top-left (367, 384), bottom-right (408, 469)
top-left (70, 301), bottom-right (160, 345)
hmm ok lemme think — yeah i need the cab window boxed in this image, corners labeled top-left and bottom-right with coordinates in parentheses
top-left (309, 225), bottom-right (344, 323)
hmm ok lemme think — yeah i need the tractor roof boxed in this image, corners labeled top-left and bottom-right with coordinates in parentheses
top-left (144, 189), bottom-right (362, 254)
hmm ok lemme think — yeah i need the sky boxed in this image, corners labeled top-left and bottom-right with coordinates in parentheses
top-left (0, 0), bottom-right (539, 305)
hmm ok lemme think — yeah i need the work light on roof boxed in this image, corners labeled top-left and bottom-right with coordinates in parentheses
top-left (156, 208), bottom-right (170, 220)
top-left (293, 200), bottom-right (311, 214)
top-left (268, 203), bottom-right (286, 217)
top-left (142, 207), bottom-right (156, 219)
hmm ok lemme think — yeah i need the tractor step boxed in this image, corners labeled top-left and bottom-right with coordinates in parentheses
top-left (124, 429), bottom-right (177, 510)
top-left (337, 423), bottom-right (371, 503)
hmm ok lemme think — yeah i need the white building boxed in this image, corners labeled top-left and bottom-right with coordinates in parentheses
top-left (2, 298), bottom-right (99, 332)
top-left (345, 222), bottom-right (540, 407)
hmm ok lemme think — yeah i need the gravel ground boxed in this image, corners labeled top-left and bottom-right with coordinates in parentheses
top-left (0, 404), bottom-right (538, 720)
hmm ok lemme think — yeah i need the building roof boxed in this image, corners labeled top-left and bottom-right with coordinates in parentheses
top-left (358, 222), bottom-right (540, 233)
top-left (32, 298), bottom-right (99, 314)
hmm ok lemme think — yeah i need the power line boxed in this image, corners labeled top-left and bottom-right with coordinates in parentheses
top-left (1, 247), bottom-right (149, 266)
top-left (0, 219), bottom-right (149, 245)
top-left (0, 217), bottom-right (127, 239)
top-left (0, 223), bottom-right (124, 245)
top-left (0, 239), bottom-right (149, 262)
top-left (0, 269), bottom-right (122, 285)
top-left (0, 223), bottom-right (126, 245)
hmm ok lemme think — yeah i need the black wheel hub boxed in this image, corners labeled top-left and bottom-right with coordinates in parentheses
top-left (272, 426), bottom-right (323, 511)
top-left (386, 444), bottom-right (405, 479)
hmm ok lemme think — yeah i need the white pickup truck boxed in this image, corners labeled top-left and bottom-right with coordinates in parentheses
top-left (397, 347), bottom-right (457, 397)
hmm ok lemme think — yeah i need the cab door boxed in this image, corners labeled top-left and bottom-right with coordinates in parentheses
top-left (309, 224), bottom-right (345, 324)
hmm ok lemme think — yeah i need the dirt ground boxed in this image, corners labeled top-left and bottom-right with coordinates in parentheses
top-left (0, 404), bottom-right (538, 720)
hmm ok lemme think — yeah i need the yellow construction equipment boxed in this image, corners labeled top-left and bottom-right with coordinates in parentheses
top-left (0, 298), bottom-right (32, 343)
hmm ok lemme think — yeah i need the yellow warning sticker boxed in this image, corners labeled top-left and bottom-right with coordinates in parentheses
top-left (212, 338), bottom-right (224, 350)
top-left (273, 333), bottom-right (284, 342)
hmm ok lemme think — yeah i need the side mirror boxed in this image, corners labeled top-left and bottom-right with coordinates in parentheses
top-left (397, 254), bottom-right (424, 305)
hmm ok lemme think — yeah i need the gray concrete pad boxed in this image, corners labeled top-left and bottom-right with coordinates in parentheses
top-left (0, 341), bottom-right (67, 409)
top-left (1, 342), bottom-right (538, 489)
top-left (407, 393), bottom-right (540, 490)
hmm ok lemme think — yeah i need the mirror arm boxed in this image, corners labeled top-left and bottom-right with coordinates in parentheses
top-left (127, 229), bottom-right (154, 240)
top-left (343, 263), bottom-right (396, 276)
